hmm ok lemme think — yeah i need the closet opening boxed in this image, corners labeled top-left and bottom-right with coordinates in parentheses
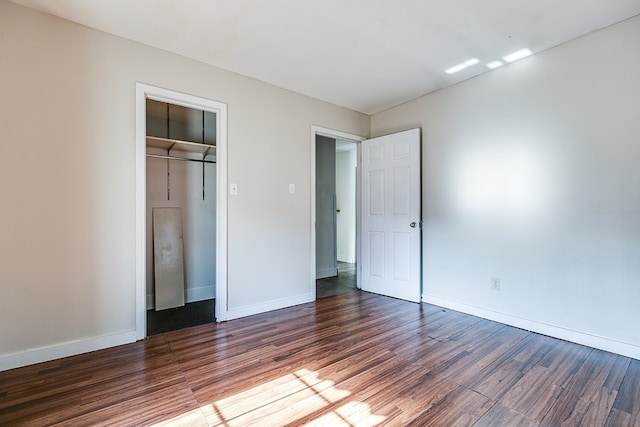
top-left (145, 99), bottom-right (217, 335)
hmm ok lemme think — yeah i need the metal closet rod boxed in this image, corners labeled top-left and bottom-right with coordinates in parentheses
top-left (146, 153), bottom-right (216, 164)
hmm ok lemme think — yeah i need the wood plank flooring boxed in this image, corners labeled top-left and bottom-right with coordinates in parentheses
top-left (1, 291), bottom-right (639, 426)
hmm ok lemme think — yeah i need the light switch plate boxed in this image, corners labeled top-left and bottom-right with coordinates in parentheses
top-left (230, 183), bottom-right (238, 195)
top-left (289, 183), bottom-right (295, 194)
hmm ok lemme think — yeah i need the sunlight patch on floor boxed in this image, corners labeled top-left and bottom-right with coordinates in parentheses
top-left (150, 407), bottom-right (208, 426)
top-left (197, 368), bottom-right (386, 426)
top-left (305, 401), bottom-right (387, 426)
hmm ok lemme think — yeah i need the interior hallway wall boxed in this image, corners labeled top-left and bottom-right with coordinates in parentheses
top-left (336, 147), bottom-right (357, 263)
top-left (315, 136), bottom-right (337, 279)
top-left (371, 15), bottom-right (640, 358)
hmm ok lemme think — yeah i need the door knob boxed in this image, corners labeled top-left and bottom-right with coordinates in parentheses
top-left (410, 222), bottom-right (417, 228)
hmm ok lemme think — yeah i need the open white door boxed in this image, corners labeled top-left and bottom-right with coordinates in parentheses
top-left (360, 128), bottom-right (421, 302)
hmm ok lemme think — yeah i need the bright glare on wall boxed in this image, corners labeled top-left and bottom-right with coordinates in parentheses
top-left (450, 143), bottom-right (554, 226)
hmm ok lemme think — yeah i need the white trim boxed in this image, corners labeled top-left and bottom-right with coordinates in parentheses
top-left (313, 126), bottom-right (367, 142)
top-left (311, 126), bottom-right (365, 295)
top-left (423, 294), bottom-right (640, 360)
top-left (215, 99), bottom-right (228, 322)
top-left (185, 285), bottom-right (216, 304)
top-left (0, 331), bottom-right (137, 372)
top-left (135, 83), bottom-right (228, 341)
top-left (355, 142), bottom-right (362, 289)
top-left (226, 293), bottom-right (314, 321)
top-left (135, 85), bottom-right (147, 340)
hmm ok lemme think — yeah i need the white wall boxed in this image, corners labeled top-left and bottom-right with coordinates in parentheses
top-left (0, 0), bottom-right (369, 370)
top-left (336, 148), bottom-right (357, 263)
top-left (371, 16), bottom-right (640, 358)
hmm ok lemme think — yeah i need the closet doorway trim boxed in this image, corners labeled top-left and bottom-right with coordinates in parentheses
top-left (135, 83), bottom-right (228, 340)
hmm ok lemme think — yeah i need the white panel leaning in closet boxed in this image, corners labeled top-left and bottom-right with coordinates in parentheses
top-left (153, 207), bottom-right (185, 310)
top-left (145, 99), bottom-right (217, 313)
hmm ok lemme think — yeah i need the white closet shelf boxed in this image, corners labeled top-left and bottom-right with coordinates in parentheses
top-left (146, 136), bottom-right (216, 156)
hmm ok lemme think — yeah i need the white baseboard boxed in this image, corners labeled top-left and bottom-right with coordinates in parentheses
top-left (316, 267), bottom-right (338, 279)
top-left (226, 293), bottom-right (315, 321)
top-left (186, 285), bottom-right (216, 303)
top-left (0, 330), bottom-right (137, 372)
top-left (337, 255), bottom-right (355, 264)
top-left (422, 294), bottom-right (640, 361)
top-left (146, 285), bottom-right (216, 310)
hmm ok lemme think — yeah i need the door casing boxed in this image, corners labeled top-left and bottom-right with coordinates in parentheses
top-left (311, 126), bottom-right (365, 296)
top-left (135, 83), bottom-right (228, 339)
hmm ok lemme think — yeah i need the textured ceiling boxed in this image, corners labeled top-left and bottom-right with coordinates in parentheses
top-left (10, 0), bottom-right (640, 114)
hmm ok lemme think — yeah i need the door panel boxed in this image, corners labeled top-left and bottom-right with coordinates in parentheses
top-left (361, 128), bottom-right (421, 302)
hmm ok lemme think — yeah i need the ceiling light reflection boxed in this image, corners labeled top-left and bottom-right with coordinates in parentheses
top-left (503, 48), bottom-right (533, 63)
top-left (445, 63), bottom-right (467, 74)
top-left (445, 58), bottom-right (481, 74)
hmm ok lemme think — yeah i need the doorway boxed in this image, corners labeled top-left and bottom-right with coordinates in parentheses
top-left (312, 126), bottom-right (422, 304)
top-left (135, 84), bottom-right (228, 340)
top-left (312, 126), bottom-right (365, 299)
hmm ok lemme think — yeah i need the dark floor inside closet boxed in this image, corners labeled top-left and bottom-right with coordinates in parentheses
top-left (146, 299), bottom-right (215, 336)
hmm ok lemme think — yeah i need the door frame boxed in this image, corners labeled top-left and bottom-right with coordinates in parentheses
top-left (135, 83), bottom-right (228, 340)
top-left (311, 126), bottom-right (365, 297)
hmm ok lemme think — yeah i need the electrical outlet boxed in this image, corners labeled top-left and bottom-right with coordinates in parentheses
top-left (491, 277), bottom-right (500, 291)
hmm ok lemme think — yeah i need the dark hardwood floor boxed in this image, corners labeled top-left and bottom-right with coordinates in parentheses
top-left (1, 291), bottom-right (639, 426)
